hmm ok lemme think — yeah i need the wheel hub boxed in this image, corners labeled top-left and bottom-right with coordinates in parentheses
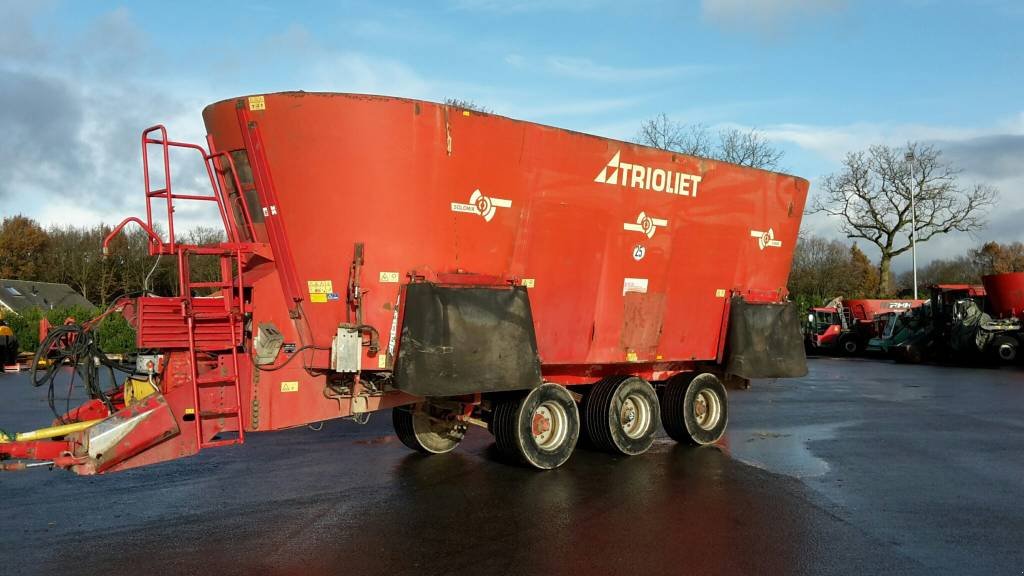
top-left (619, 394), bottom-right (651, 439)
top-left (694, 389), bottom-right (722, 431)
top-left (531, 401), bottom-right (568, 451)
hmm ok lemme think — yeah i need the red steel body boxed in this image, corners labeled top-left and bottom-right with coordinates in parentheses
top-left (199, 92), bottom-right (807, 428)
top-left (981, 273), bottom-right (1024, 320)
top-left (3, 92), bottom-right (809, 473)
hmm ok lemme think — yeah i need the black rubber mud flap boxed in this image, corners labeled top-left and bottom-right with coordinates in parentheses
top-left (725, 298), bottom-right (808, 379)
top-left (394, 283), bottom-right (543, 396)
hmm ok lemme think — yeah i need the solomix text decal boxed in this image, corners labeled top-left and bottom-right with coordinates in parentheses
top-left (594, 151), bottom-right (702, 197)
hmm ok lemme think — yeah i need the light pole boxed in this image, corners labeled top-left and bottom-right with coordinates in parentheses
top-left (905, 150), bottom-right (918, 300)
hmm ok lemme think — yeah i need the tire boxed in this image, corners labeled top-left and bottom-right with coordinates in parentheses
top-left (490, 383), bottom-right (580, 469)
top-left (392, 402), bottom-right (466, 455)
top-left (840, 337), bottom-right (859, 356)
top-left (660, 373), bottom-right (728, 446)
top-left (582, 376), bottom-right (660, 456)
top-left (991, 335), bottom-right (1018, 363)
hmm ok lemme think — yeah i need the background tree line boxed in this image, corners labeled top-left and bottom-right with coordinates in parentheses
top-left (0, 215), bottom-right (224, 354)
top-left (0, 214), bottom-right (224, 307)
top-left (788, 235), bottom-right (1024, 307)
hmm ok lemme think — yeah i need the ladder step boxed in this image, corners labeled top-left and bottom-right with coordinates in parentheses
top-left (199, 409), bottom-right (241, 418)
top-left (191, 311), bottom-right (234, 320)
top-left (196, 373), bottom-right (235, 385)
top-left (201, 438), bottom-right (242, 449)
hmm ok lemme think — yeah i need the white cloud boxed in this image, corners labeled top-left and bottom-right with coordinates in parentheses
top-left (763, 117), bottom-right (1024, 270)
top-left (701, 0), bottom-right (846, 34)
top-left (545, 56), bottom-right (704, 83)
top-left (448, 0), bottom-right (609, 13)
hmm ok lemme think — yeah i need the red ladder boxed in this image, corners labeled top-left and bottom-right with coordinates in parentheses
top-left (104, 125), bottom-right (261, 452)
top-left (180, 246), bottom-right (247, 449)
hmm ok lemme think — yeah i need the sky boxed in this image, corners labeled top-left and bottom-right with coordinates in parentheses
top-left (1, 0), bottom-right (1021, 272)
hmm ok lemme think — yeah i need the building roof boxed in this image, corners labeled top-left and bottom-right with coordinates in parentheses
top-left (0, 279), bottom-right (95, 315)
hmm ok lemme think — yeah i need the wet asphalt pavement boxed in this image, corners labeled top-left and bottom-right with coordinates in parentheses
top-left (1, 358), bottom-right (1022, 576)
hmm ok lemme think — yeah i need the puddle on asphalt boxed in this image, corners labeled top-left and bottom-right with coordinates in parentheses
top-left (724, 422), bottom-right (854, 479)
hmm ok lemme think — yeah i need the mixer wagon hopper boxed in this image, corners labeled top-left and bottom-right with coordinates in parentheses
top-left (1, 92), bottom-right (808, 472)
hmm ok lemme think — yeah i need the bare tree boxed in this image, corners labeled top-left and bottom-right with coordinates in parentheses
top-left (717, 127), bottom-right (784, 170)
top-left (444, 98), bottom-right (491, 113)
top-left (811, 143), bottom-right (998, 296)
top-left (633, 114), bottom-right (713, 157)
top-left (634, 115), bottom-right (783, 169)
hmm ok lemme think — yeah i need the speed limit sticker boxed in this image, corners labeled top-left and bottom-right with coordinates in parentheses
top-left (632, 245), bottom-right (646, 261)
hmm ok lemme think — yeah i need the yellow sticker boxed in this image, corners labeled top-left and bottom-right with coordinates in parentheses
top-left (521, 278), bottom-right (535, 288)
top-left (310, 293), bottom-right (328, 303)
top-left (379, 271), bottom-right (400, 283)
top-left (462, 110), bottom-right (471, 116)
top-left (626, 351), bottom-right (638, 362)
top-left (307, 280), bottom-right (333, 294)
top-left (184, 407), bottom-right (195, 415)
top-left (377, 355), bottom-right (387, 369)
top-left (280, 381), bottom-right (299, 393)
top-left (715, 289), bottom-right (727, 298)
top-left (248, 95), bottom-right (266, 111)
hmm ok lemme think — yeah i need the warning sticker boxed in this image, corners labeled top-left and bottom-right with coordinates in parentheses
top-left (715, 289), bottom-right (727, 298)
top-left (521, 278), bottom-right (535, 288)
top-left (377, 355), bottom-right (387, 369)
top-left (307, 280), bottom-right (333, 294)
top-left (379, 272), bottom-right (400, 283)
top-left (310, 293), bottom-right (328, 303)
top-left (626, 351), bottom-right (639, 362)
top-left (248, 95), bottom-right (266, 111)
top-left (280, 381), bottom-right (299, 393)
top-left (623, 278), bottom-right (649, 295)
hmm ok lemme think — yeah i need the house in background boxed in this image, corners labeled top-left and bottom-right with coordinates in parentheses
top-left (0, 279), bottom-right (94, 316)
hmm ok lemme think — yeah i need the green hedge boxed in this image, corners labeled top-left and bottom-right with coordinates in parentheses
top-left (2, 306), bottom-right (136, 355)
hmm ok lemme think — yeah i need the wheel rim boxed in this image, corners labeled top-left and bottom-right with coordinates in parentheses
top-left (693, 389), bottom-right (722, 431)
top-left (999, 344), bottom-right (1016, 361)
top-left (411, 407), bottom-right (463, 453)
top-left (619, 393), bottom-right (652, 439)
top-left (845, 341), bottom-right (856, 353)
top-left (531, 400), bottom-right (569, 451)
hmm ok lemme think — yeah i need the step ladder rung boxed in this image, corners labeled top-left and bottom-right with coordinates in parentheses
top-left (201, 438), bottom-right (242, 449)
top-left (196, 374), bottom-right (235, 385)
top-left (199, 409), bottom-right (241, 418)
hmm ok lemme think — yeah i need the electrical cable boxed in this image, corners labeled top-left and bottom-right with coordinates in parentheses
top-left (249, 343), bottom-right (329, 372)
top-left (31, 324), bottom-right (132, 424)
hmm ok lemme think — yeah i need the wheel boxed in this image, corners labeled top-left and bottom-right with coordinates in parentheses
top-left (660, 373), bottom-right (728, 446)
top-left (490, 383), bottom-right (580, 469)
top-left (991, 335), bottom-right (1018, 363)
top-left (840, 336), bottom-right (859, 355)
top-left (392, 402), bottom-right (466, 454)
top-left (582, 376), bottom-right (660, 456)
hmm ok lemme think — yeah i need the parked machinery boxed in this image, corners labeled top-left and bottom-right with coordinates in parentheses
top-left (805, 298), bottom-right (924, 355)
top-left (1, 92), bottom-right (809, 473)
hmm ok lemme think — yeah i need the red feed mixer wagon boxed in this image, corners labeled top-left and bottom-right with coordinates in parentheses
top-left (0, 92), bottom-right (808, 473)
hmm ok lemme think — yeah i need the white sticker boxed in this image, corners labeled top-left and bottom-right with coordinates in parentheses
top-left (632, 245), bottom-right (646, 261)
top-left (450, 189), bottom-right (512, 222)
top-left (623, 211), bottom-right (668, 239)
top-left (387, 300), bottom-right (400, 358)
top-left (623, 278), bottom-right (649, 295)
top-left (750, 228), bottom-right (782, 250)
top-left (379, 272), bottom-right (400, 283)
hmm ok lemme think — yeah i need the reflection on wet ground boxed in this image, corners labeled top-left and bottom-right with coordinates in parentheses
top-left (2, 358), bottom-right (1022, 575)
top-left (726, 422), bottom-right (851, 478)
